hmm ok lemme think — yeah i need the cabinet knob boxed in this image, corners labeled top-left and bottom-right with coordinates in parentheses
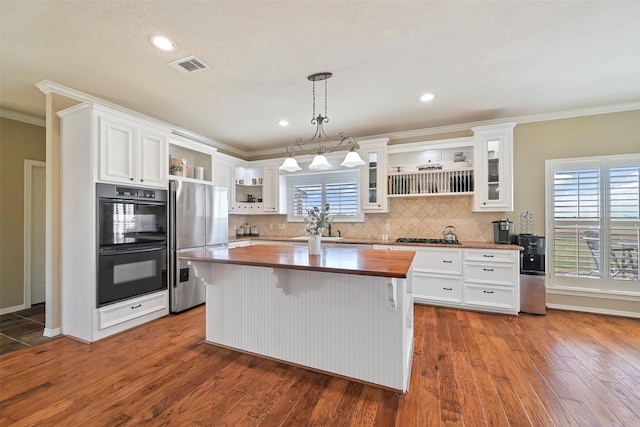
top-left (140, 179), bottom-right (144, 182)
top-left (130, 177), bottom-right (134, 181)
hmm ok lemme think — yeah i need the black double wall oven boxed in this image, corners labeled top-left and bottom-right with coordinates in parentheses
top-left (97, 183), bottom-right (168, 307)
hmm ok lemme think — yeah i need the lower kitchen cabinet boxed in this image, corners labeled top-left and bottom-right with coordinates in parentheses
top-left (463, 248), bottom-right (519, 315)
top-left (97, 291), bottom-right (168, 338)
top-left (413, 272), bottom-right (463, 304)
top-left (387, 245), bottom-right (519, 315)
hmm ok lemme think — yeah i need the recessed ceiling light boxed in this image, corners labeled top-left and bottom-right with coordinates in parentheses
top-left (151, 36), bottom-right (176, 52)
top-left (420, 93), bottom-right (435, 103)
top-left (278, 120), bottom-right (289, 127)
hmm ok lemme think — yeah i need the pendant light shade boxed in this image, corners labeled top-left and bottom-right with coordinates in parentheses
top-left (279, 155), bottom-right (301, 172)
top-left (340, 148), bottom-right (365, 167)
top-left (309, 153), bottom-right (332, 170)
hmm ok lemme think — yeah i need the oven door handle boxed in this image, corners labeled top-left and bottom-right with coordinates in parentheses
top-left (100, 246), bottom-right (165, 255)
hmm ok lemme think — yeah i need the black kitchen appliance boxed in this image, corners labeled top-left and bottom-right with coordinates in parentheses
top-left (492, 218), bottom-right (514, 244)
top-left (513, 234), bottom-right (546, 314)
top-left (96, 183), bottom-right (168, 307)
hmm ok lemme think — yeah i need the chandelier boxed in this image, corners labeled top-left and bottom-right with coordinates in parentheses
top-left (279, 72), bottom-right (365, 173)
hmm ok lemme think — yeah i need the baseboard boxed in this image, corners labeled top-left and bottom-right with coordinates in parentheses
top-left (546, 303), bottom-right (640, 319)
top-left (43, 327), bottom-right (62, 337)
top-left (0, 304), bottom-right (26, 315)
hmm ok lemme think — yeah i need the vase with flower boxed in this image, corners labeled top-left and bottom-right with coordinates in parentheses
top-left (304, 203), bottom-right (332, 255)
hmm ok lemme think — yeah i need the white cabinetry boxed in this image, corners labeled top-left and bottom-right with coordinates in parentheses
top-left (168, 135), bottom-right (217, 182)
top-left (386, 137), bottom-right (475, 198)
top-left (262, 163), bottom-right (279, 212)
top-left (212, 152), bottom-right (238, 213)
top-left (57, 103), bottom-right (169, 342)
top-left (359, 138), bottom-right (389, 212)
top-left (98, 109), bottom-right (169, 188)
top-left (406, 246), bottom-right (464, 306)
top-left (463, 249), bottom-right (519, 315)
top-left (472, 123), bottom-right (516, 212)
top-left (378, 244), bottom-right (519, 314)
top-left (234, 162), bottom-right (280, 215)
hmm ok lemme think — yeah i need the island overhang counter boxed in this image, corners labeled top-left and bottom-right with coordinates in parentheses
top-left (180, 244), bottom-right (415, 393)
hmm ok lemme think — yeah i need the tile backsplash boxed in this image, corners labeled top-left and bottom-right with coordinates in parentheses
top-left (231, 196), bottom-right (506, 242)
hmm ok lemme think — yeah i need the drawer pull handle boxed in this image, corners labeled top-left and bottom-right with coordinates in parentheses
top-left (483, 268), bottom-right (494, 272)
top-left (443, 260), bottom-right (453, 264)
top-left (483, 290), bottom-right (494, 294)
top-left (483, 254), bottom-right (494, 258)
top-left (131, 304), bottom-right (142, 309)
top-left (443, 287), bottom-right (453, 291)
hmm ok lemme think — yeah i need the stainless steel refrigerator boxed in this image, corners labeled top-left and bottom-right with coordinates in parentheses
top-left (169, 180), bottom-right (228, 312)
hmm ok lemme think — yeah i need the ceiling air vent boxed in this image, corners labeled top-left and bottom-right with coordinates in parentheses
top-left (168, 56), bottom-right (210, 74)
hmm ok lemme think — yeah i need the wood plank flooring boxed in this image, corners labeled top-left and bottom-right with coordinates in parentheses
top-left (1, 305), bottom-right (639, 426)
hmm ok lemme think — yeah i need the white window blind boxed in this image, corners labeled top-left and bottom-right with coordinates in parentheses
top-left (288, 170), bottom-right (363, 222)
top-left (547, 155), bottom-right (639, 295)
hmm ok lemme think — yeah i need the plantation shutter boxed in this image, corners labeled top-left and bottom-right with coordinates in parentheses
top-left (552, 168), bottom-right (601, 278)
top-left (609, 165), bottom-right (640, 279)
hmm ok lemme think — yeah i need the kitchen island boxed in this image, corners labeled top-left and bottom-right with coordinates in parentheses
top-left (180, 245), bottom-right (415, 393)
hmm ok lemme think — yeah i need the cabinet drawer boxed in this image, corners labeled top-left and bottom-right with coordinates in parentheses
top-left (465, 263), bottom-right (516, 286)
top-left (464, 249), bottom-right (517, 263)
top-left (99, 292), bottom-right (167, 329)
top-left (464, 284), bottom-right (515, 309)
top-left (414, 273), bottom-right (462, 303)
top-left (409, 247), bottom-right (462, 274)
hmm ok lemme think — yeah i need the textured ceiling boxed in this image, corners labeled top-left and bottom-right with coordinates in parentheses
top-left (1, 1), bottom-right (639, 154)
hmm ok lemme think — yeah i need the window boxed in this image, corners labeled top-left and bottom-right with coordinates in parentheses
top-left (546, 154), bottom-right (639, 295)
top-left (287, 170), bottom-right (363, 222)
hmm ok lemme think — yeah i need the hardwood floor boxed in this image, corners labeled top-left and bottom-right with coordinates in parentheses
top-left (1, 305), bottom-right (639, 426)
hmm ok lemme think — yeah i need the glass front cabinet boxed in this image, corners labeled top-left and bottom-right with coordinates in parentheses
top-left (472, 123), bottom-right (516, 212)
top-left (359, 138), bottom-right (389, 213)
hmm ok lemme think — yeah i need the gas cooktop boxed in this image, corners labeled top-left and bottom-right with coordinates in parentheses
top-left (395, 237), bottom-right (461, 245)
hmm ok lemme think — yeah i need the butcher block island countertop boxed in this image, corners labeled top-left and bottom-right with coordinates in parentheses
top-left (181, 245), bottom-right (416, 393)
top-left (180, 244), bottom-right (415, 278)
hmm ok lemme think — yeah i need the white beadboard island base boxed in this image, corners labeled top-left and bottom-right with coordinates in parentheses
top-left (185, 246), bottom-right (414, 393)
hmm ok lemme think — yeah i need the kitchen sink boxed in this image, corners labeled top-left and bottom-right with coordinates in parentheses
top-left (291, 236), bottom-right (344, 241)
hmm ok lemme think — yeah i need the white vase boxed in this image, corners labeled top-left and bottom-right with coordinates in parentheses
top-left (308, 235), bottom-right (321, 255)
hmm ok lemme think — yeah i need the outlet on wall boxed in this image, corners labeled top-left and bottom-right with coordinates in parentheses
top-left (278, 223), bottom-right (286, 230)
top-left (384, 223), bottom-right (391, 231)
top-left (269, 224), bottom-right (274, 230)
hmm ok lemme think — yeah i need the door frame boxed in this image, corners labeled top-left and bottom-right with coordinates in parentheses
top-left (24, 159), bottom-right (47, 308)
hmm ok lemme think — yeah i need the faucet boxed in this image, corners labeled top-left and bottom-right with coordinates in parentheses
top-left (337, 230), bottom-right (342, 237)
top-left (326, 224), bottom-right (332, 237)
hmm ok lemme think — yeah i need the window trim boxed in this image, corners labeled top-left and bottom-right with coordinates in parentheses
top-left (545, 153), bottom-right (640, 299)
top-left (286, 170), bottom-right (365, 223)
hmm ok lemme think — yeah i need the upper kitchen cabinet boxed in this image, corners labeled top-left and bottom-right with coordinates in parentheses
top-left (233, 161), bottom-right (280, 214)
top-left (359, 138), bottom-right (389, 213)
top-left (98, 108), bottom-right (170, 188)
top-left (168, 134), bottom-right (218, 182)
top-left (386, 137), bottom-right (475, 198)
top-left (211, 152), bottom-right (238, 213)
top-left (472, 123), bottom-right (516, 212)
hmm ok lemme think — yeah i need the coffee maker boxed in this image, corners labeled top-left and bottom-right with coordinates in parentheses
top-left (492, 218), bottom-right (514, 244)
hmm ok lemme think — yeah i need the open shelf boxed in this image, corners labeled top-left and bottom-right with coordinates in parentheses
top-left (387, 168), bottom-right (474, 197)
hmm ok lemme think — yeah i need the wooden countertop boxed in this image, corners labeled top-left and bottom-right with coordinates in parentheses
top-left (180, 245), bottom-right (416, 278)
top-left (230, 236), bottom-right (523, 251)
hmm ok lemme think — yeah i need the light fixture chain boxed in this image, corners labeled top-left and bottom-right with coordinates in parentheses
top-left (312, 78), bottom-right (316, 122)
top-left (324, 78), bottom-right (328, 119)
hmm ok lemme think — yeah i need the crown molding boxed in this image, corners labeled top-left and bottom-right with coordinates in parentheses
top-left (249, 101), bottom-right (640, 158)
top-left (35, 80), bottom-right (248, 158)
top-left (0, 109), bottom-right (46, 127)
